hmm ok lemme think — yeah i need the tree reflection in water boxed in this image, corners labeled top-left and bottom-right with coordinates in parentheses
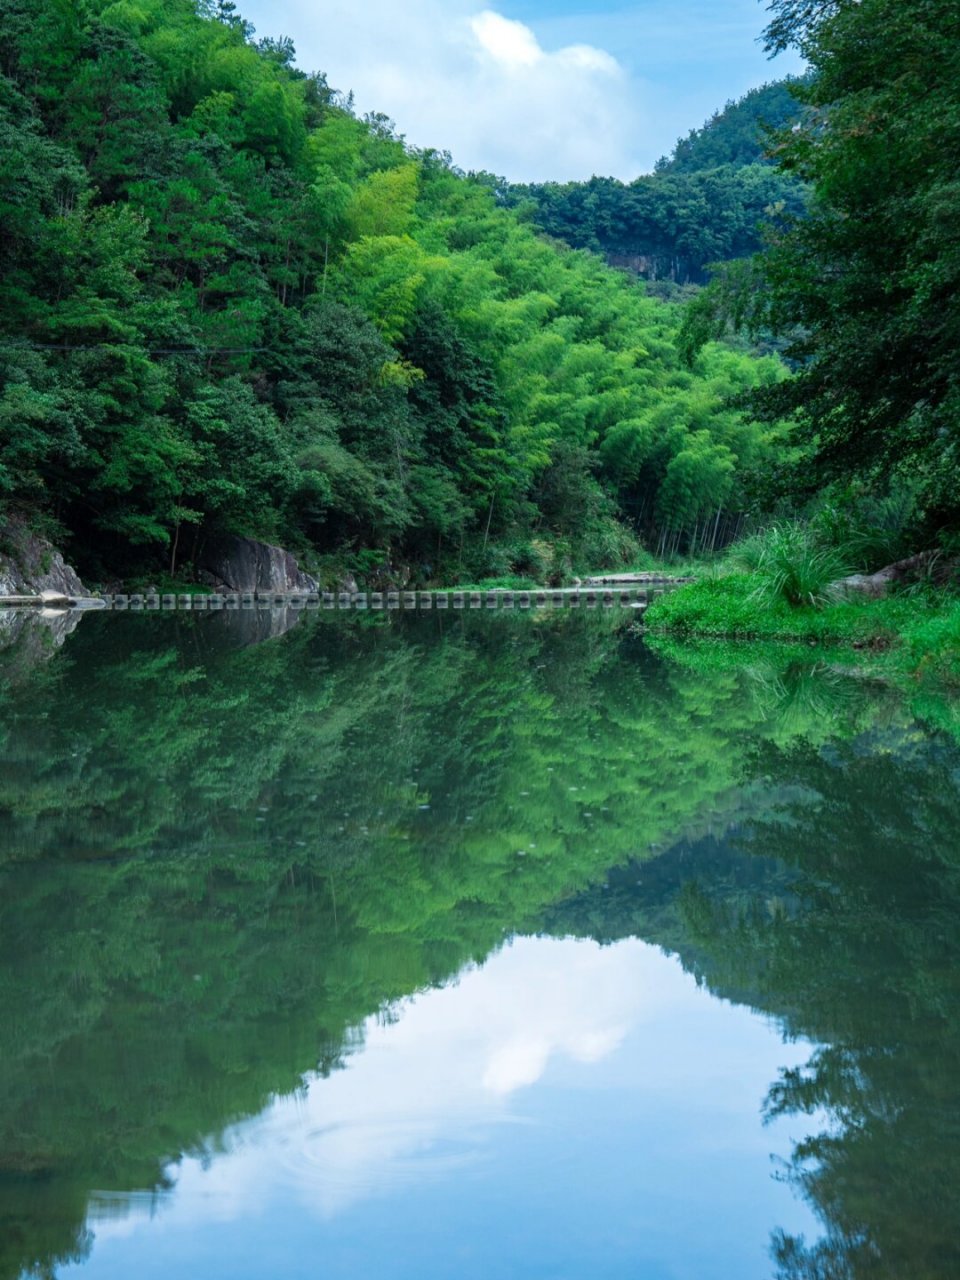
top-left (0, 612), bottom-right (958, 1279)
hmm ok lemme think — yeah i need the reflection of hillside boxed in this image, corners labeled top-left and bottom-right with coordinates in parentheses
top-left (552, 727), bottom-right (960, 1280)
top-left (1, 614), bottom-right (955, 1279)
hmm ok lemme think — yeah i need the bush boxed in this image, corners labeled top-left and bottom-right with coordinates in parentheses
top-left (729, 521), bottom-right (853, 607)
top-left (809, 480), bottom-right (920, 572)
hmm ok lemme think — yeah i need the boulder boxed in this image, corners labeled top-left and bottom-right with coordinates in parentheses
top-left (0, 517), bottom-right (85, 598)
top-left (196, 536), bottom-right (318, 594)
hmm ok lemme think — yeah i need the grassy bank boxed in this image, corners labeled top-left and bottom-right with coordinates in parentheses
top-left (646, 574), bottom-right (960, 682)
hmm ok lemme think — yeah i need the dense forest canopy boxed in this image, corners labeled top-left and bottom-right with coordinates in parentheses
top-left (683, 0), bottom-right (960, 544)
top-left (0, 0), bottom-right (792, 583)
top-left (503, 81), bottom-right (809, 285)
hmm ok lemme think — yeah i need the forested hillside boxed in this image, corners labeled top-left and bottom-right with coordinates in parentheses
top-left (0, 0), bottom-right (787, 584)
top-left (682, 0), bottom-right (960, 541)
top-left (503, 82), bottom-right (808, 285)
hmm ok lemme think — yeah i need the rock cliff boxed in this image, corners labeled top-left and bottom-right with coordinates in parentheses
top-left (0, 518), bottom-right (85, 597)
top-left (197, 536), bottom-right (318, 593)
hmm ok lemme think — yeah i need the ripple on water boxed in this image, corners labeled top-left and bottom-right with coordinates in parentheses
top-left (271, 1120), bottom-right (493, 1201)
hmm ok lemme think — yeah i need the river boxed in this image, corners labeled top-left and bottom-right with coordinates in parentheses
top-left (1, 608), bottom-right (958, 1279)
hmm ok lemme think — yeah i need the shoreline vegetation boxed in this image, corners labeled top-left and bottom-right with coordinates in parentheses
top-left (642, 529), bottom-right (960, 686)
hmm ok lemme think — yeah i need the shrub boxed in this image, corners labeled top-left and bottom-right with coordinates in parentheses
top-left (729, 521), bottom-right (853, 607)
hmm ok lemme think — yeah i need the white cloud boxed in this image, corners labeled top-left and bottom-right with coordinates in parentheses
top-left (86, 935), bottom-right (822, 1269)
top-left (240, 0), bottom-right (650, 180)
top-left (92, 938), bottom-right (696, 1235)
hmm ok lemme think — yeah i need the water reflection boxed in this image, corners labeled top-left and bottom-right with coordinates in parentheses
top-left (1, 612), bottom-right (959, 1278)
top-left (75, 939), bottom-right (817, 1280)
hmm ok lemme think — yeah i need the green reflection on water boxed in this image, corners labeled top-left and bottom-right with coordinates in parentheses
top-left (0, 610), bottom-right (958, 1279)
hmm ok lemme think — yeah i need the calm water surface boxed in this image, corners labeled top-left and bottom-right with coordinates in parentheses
top-left (1, 608), bottom-right (958, 1279)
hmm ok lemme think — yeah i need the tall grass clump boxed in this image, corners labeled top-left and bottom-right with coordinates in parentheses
top-left (729, 521), bottom-right (855, 607)
top-left (809, 479), bottom-right (920, 571)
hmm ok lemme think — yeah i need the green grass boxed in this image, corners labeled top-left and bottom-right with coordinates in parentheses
top-left (452, 575), bottom-right (543, 591)
top-left (646, 574), bottom-right (960, 681)
top-left (904, 601), bottom-right (960, 680)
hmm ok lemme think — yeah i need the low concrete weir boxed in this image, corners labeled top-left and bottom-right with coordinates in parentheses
top-left (2, 581), bottom-right (682, 613)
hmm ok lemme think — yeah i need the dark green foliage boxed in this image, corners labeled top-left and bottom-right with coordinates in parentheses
top-left (682, 0), bottom-right (960, 539)
top-left (503, 82), bottom-right (809, 285)
top-left (658, 79), bottom-right (808, 174)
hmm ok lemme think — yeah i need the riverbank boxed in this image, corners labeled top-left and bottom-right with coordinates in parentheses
top-left (645, 573), bottom-right (960, 683)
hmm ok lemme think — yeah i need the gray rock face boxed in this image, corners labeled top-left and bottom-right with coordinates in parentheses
top-left (0, 518), bottom-right (85, 597)
top-left (834, 551), bottom-right (939, 600)
top-left (197, 536), bottom-right (318, 593)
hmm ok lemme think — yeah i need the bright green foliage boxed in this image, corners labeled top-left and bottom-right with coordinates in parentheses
top-left (905, 601), bottom-right (960, 682)
top-left (729, 520), bottom-right (852, 607)
top-left (646, 572), bottom-right (960, 671)
top-left (0, 0), bottom-right (788, 580)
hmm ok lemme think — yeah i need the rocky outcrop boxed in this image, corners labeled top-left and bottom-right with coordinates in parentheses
top-left (196, 536), bottom-right (318, 593)
top-left (0, 518), bottom-right (85, 598)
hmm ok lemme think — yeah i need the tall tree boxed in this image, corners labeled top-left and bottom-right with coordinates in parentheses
top-left (684, 0), bottom-right (960, 532)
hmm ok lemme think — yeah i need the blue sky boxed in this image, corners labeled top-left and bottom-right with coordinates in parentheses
top-left (238, 0), bottom-right (804, 181)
